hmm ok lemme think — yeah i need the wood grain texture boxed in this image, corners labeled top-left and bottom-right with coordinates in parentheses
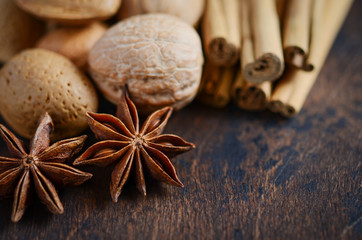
top-left (0, 1), bottom-right (361, 239)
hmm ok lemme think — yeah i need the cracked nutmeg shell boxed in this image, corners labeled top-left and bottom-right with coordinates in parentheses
top-left (0, 49), bottom-right (98, 141)
top-left (14, 0), bottom-right (122, 25)
top-left (88, 13), bottom-right (204, 114)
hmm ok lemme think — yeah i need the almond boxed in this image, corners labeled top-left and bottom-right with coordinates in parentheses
top-left (0, 49), bottom-right (98, 140)
top-left (0, 0), bottom-right (44, 62)
top-left (36, 22), bottom-right (107, 69)
top-left (14, 0), bottom-right (122, 25)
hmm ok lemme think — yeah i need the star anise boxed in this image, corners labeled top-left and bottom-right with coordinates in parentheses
top-left (74, 91), bottom-right (195, 202)
top-left (0, 113), bottom-right (92, 222)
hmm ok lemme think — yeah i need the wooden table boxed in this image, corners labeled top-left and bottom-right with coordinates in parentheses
top-left (0, 2), bottom-right (361, 240)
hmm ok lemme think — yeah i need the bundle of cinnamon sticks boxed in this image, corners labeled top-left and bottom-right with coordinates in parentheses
top-left (197, 0), bottom-right (353, 116)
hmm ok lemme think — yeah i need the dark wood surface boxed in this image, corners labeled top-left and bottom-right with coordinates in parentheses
top-left (0, 2), bottom-right (361, 240)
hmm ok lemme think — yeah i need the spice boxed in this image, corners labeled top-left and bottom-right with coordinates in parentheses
top-left (74, 91), bottom-right (195, 202)
top-left (202, 0), bottom-right (240, 66)
top-left (232, 71), bottom-right (271, 111)
top-left (197, 62), bottom-right (235, 108)
top-left (276, 0), bottom-right (287, 23)
top-left (88, 14), bottom-right (203, 114)
top-left (118, 0), bottom-right (205, 27)
top-left (269, 0), bottom-right (352, 117)
top-left (243, 0), bottom-right (284, 84)
top-left (0, 113), bottom-right (92, 222)
top-left (231, 0), bottom-right (271, 111)
top-left (283, 0), bottom-right (314, 71)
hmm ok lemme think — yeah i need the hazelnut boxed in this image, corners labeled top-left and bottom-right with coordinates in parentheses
top-left (88, 14), bottom-right (204, 114)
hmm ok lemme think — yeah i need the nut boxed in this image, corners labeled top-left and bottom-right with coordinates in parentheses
top-left (36, 22), bottom-right (107, 69)
top-left (88, 14), bottom-right (204, 114)
top-left (118, 0), bottom-right (205, 26)
top-left (0, 0), bottom-right (44, 62)
top-left (14, 0), bottom-right (122, 25)
top-left (0, 49), bottom-right (98, 140)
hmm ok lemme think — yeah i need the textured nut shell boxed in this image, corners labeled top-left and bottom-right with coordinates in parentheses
top-left (0, 49), bottom-right (98, 140)
top-left (0, 0), bottom-right (44, 62)
top-left (36, 22), bottom-right (107, 69)
top-left (89, 14), bottom-right (204, 114)
top-left (14, 0), bottom-right (122, 25)
top-left (118, 0), bottom-right (205, 26)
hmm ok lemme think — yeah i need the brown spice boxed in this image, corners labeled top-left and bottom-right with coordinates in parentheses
top-left (202, 0), bottom-right (241, 66)
top-left (0, 113), bottom-right (92, 222)
top-left (74, 91), bottom-right (195, 202)
top-left (269, 0), bottom-right (353, 117)
top-left (231, 0), bottom-right (271, 111)
top-left (243, 0), bottom-right (284, 84)
top-left (283, 0), bottom-right (314, 71)
top-left (197, 62), bottom-right (235, 108)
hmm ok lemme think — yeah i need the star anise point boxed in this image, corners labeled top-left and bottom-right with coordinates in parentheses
top-left (0, 113), bottom-right (92, 222)
top-left (75, 90), bottom-right (195, 202)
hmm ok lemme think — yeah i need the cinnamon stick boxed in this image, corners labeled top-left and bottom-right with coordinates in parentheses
top-left (202, 0), bottom-right (240, 66)
top-left (283, 0), bottom-right (314, 71)
top-left (269, 0), bottom-right (353, 117)
top-left (243, 0), bottom-right (284, 84)
top-left (232, 0), bottom-right (271, 110)
top-left (198, 62), bottom-right (235, 108)
top-left (276, 0), bottom-right (287, 23)
top-left (232, 71), bottom-right (271, 111)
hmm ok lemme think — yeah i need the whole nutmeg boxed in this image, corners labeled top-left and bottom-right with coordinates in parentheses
top-left (88, 14), bottom-right (204, 114)
top-left (36, 22), bottom-right (107, 69)
top-left (118, 0), bottom-right (205, 26)
top-left (0, 0), bottom-right (44, 62)
top-left (0, 49), bottom-right (98, 140)
top-left (14, 0), bottom-right (122, 25)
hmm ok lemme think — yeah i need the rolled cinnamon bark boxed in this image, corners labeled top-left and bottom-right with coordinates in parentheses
top-left (198, 62), bottom-right (235, 108)
top-left (202, 0), bottom-right (240, 66)
top-left (283, 0), bottom-right (314, 71)
top-left (233, 71), bottom-right (271, 111)
top-left (269, 0), bottom-right (353, 117)
top-left (243, 0), bottom-right (284, 84)
top-left (276, 0), bottom-right (287, 23)
top-left (232, 0), bottom-right (271, 110)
